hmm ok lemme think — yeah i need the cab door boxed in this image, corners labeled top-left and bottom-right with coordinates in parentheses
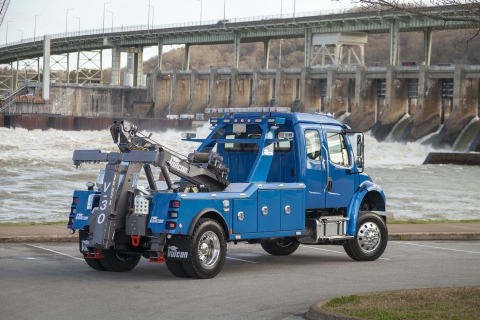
top-left (322, 126), bottom-right (355, 208)
top-left (302, 126), bottom-right (326, 210)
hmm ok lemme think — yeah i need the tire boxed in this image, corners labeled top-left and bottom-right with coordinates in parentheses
top-left (343, 212), bottom-right (388, 261)
top-left (166, 260), bottom-right (190, 278)
top-left (181, 219), bottom-right (227, 279)
top-left (83, 254), bottom-right (107, 271)
top-left (98, 249), bottom-right (141, 272)
top-left (261, 238), bottom-right (300, 256)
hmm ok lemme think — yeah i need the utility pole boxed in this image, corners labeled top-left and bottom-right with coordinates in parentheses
top-left (107, 11), bottom-right (113, 30)
top-left (103, 2), bottom-right (111, 35)
top-left (74, 16), bottom-right (80, 33)
top-left (65, 8), bottom-right (73, 40)
top-left (148, 0), bottom-right (151, 32)
top-left (34, 14), bottom-right (41, 41)
top-left (197, 0), bottom-right (202, 24)
top-left (5, 21), bottom-right (12, 45)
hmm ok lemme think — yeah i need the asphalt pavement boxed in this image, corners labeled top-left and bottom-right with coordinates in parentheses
top-left (1, 223), bottom-right (479, 320)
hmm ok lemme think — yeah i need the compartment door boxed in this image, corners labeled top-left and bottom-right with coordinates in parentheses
top-left (232, 199), bottom-right (257, 234)
top-left (257, 190), bottom-right (281, 232)
top-left (281, 189), bottom-right (305, 231)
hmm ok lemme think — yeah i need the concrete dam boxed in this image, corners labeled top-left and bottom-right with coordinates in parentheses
top-left (2, 64), bottom-right (480, 152)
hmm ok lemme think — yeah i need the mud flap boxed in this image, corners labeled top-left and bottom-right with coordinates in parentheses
top-left (164, 235), bottom-right (191, 260)
top-left (79, 230), bottom-right (89, 254)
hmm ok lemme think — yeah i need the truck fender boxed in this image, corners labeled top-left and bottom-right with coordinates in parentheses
top-left (187, 209), bottom-right (229, 238)
top-left (346, 181), bottom-right (386, 235)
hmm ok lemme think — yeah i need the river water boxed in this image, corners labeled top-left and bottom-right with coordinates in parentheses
top-left (1, 124), bottom-right (479, 223)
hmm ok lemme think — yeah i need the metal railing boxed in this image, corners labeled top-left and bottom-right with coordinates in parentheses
top-left (0, 98), bottom-right (16, 112)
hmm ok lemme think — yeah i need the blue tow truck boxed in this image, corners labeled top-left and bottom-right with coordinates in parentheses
top-left (68, 107), bottom-right (387, 278)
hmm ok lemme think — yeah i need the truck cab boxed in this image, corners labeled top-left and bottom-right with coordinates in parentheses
top-left (68, 108), bottom-right (387, 279)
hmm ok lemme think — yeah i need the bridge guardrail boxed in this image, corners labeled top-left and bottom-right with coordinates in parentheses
top-left (6, 4), bottom-right (448, 49)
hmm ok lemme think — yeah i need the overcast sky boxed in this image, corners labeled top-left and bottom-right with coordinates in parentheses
top-left (1, 0), bottom-right (354, 67)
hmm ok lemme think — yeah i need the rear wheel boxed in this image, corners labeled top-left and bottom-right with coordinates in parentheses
top-left (343, 212), bottom-right (388, 261)
top-left (98, 249), bottom-right (141, 272)
top-left (83, 255), bottom-right (107, 271)
top-left (261, 238), bottom-right (300, 256)
top-left (181, 219), bottom-right (226, 279)
top-left (166, 260), bottom-right (190, 278)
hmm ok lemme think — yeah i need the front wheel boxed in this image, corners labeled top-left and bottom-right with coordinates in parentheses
top-left (181, 219), bottom-right (227, 279)
top-left (261, 238), bottom-right (300, 255)
top-left (343, 212), bottom-right (388, 261)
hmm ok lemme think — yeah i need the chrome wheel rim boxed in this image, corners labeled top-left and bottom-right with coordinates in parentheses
top-left (357, 221), bottom-right (381, 253)
top-left (197, 231), bottom-right (220, 269)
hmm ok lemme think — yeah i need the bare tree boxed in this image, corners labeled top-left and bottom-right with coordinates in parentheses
top-left (343, 1), bottom-right (480, 50)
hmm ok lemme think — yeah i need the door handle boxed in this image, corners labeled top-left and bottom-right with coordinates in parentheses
top-left (322, 144), bottom-right (329, 192)
top-left (327, 177), bottom-right (333, 191)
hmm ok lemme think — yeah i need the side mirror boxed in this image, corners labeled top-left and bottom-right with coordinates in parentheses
top-left (356, 134), bottom-right (364, 172)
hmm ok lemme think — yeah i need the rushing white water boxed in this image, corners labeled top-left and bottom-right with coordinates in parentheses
top-left (0, 124), bottom-right (479, 223)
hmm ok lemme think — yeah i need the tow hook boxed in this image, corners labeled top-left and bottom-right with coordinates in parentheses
top-left (131, 235), bottom-right (141, 247)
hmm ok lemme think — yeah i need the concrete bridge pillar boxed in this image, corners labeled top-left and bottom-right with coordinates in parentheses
top-left (42, 35), bottom-right (51, 100)
top-left (234, 33), bottom-right (241, 69)
top-left (389, 21), bottom-right (399, 66)
top-left (158, 38), bottom-right (164, 70)
top-left (133, 46), bottom-right (144, 87)
top-left (345, 66), bottom-right (377, 131)
top-left (435, 65), bottom-right (479, 147)
top-left (424, 29), bottom-right (433, 66)
top-left (251, 69), bottom-right (259, 106)
top-left (402, 65), bottom-right (442, 142)
top-left (183, 44), bottom-right (191, 70)
top-left (264, 39), bottom-right (271, 69)
top-left (111, 46), bottom-right (121, 86)
top-left (304, 29), bottom-right (312, 67)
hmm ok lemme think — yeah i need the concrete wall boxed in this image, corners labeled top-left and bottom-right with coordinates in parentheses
top-left (10, 86), bottom-right (150, 117)
top-left (154, 74), bottom-right (171, 117)
top-left (345, 67), bottom-right (377, 131)
top-left (437, 65), bottom-right (479, 147)
top-left (371, 66), bottom-right (408, 141)
top-left (5, 64), bottom-right (479, 146)
top-left (402, 66), bottom-right (442, 142)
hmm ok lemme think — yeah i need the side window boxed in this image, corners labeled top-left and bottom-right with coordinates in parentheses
top-left (326, 132), bottom-right (350, 167)
top-left (305, 130), bottom-right (320, 160)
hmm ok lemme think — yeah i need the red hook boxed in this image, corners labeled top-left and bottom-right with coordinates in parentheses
top-left (131, 235), bottom-right (141, 247)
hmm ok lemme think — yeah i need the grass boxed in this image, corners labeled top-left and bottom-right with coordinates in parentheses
top-left (0, 221), bottom-right (67, 226)
top-left (387, 219), bottom-right (480, 224)
top-left (323, 287), bottom-right (480, 320)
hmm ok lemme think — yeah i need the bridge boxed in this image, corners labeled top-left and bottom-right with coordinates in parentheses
top-left (0, 4), bottom-right (479, 93)
top-left (1, 4), bottom-right (479, 151)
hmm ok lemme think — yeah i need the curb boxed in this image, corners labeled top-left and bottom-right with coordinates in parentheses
top-left (1, 233), bottom-right (480, 244)
top-left (306, 300), bottom-right (364, 320)
top-left (0, 235), bottom-right (78, 243)
top-left (389, 232), bottom-right (480, 241)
